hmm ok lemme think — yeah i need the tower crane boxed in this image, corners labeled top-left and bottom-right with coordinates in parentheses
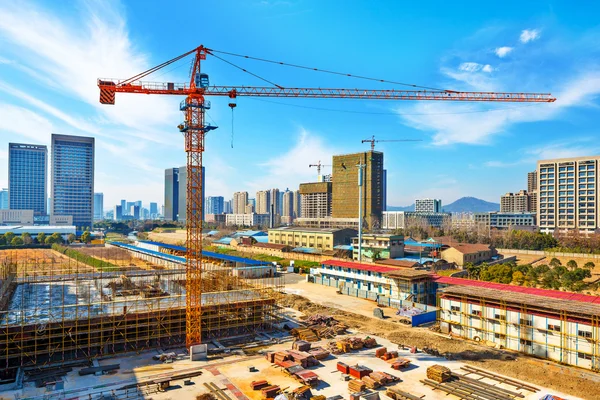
top-left (98, 44), bottom-right (555, 348)
top-left (309, 161), bottom-right (332, 178)
top-left (361, 135), bottom-right (422, 151)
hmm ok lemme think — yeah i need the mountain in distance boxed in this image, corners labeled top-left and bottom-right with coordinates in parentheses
top-left (387, 197), bottom-right (500, 213)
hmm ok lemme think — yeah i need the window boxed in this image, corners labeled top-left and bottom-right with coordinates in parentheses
top-left (578, 330), bottom-right (593, 338)
top-left (578, 352), bottom-right (593, 360)
top-left (472, 310), bottom-right (481, 316)
top-left (520, 339), bottom-right (532, 346)
top-left (548, 324), bottom-right (561, 332)
top-left (494, 333), bottom-right (506, 340)
top-left (520, 318), bottom-right (532, 326)
top-left (494, 313), bottom-right (506, 321)
top-left (450, 305), bottom-right (460, 312)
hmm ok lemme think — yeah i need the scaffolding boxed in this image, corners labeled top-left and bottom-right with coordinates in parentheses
top-left (0, 245), bottom-right (283, 379)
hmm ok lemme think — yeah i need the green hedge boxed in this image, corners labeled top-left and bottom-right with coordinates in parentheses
top-left (52, 244), bottom-right (118, 271)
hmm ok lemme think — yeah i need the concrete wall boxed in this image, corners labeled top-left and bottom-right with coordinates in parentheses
top-left (497, 248), bottom-right (600, 261)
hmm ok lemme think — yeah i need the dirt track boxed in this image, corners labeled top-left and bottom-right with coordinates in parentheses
top-left (281, 293), bottom-right (600, 399)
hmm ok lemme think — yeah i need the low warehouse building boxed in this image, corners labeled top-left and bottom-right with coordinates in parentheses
top-left (440, 243), bottom-right (495, 266)
top-left (437, 277), bottom-right (600, 371)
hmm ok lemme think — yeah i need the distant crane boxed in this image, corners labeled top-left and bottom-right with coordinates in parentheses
top-left (309, 161), bottom-right (332, 178)
top-left (361, 135), bottom-right (422, 151)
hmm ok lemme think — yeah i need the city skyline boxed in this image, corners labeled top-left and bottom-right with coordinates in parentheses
top-left (1, 2), bottom-right (599, 208)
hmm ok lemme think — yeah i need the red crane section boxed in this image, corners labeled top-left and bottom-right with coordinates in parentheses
top-left (98, 45), bottom-right (556, 348)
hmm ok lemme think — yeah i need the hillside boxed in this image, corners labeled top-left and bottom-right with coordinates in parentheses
top-left (387, 197), bottom-right (500, 213)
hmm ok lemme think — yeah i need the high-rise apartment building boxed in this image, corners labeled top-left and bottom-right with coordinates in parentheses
top-left (293, 190), bottom-right (301, 218)
top-left (256, 190), bottom-right (271, 214)
top-left (299, 182), bottom-right (332, 219)
top-left (233, 192), bottom-right (249, 214)
top-left (382, 169), bottom-right (387, 211)
top-left (270, 188), bottom-right (280, 216)
top-left (282, 190), bottom-right (294, 224)
top-left (150, 202), bottom-right (158, 216)
top-left (224, 199), bottom-right (233, 214)
top-left (415, 198), bottom-right (442, 213)
top-left (178, 166), bottom-right (205, 223)
top-left (0, 189), bottom-right (8, 209)
top-left (206, 196), bottom-right (224, 215)
top-left (164, 168), bottom-right (179, 221)
top-left (500, 190), bottom-right (531, 213)
top-left (527, 171), bottom-right (538, 213)
top-left (331, 151), bottom-right (384, 229)
top-left (94, 192), bottom-right (104, 220)
top-left (537, 156), bottom-right (600, 233)
top-left (50, 134), bottom-right (94, 229)
top-left (8, 143), bottom-right (48, 215)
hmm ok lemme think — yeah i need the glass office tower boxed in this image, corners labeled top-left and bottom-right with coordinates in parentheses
top-left (8, 143), bottom-right (48, 215)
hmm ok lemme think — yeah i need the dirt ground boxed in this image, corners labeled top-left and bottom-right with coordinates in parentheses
top-left (148, 231), bottom-right (187, 245)
top-left (78, 246), bottom-right (162, 270)
top-left (280, 290), bottom-right (600, 399)
top-left (0, 249), bottom-right (94, 277)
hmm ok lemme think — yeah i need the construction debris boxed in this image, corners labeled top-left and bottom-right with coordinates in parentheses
top-left (79, 364), bottom-right (120, 376)
top-left (293, 340), bottom-right (312, 352)
top-left (426, 364), bottom-right (451, 383)
top-left (390, 358), bottom-right (411, 370)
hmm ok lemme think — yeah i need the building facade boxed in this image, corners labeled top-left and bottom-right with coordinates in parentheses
top-left (282, 190), bottom-right (294, 224)
top-left (438, 282), bottom-right (600, 371)
top-left (299, 182), bottom-right (332, 219)
top-left (268, 227), bottom-right (357, 251)
top-left (332, 151), bottom-right (384, 229)
top-left (270, 188), bottom-right (280, 216)
top-left (0, 188), bottom-right (8, 209)
top-left (293, 190), bottom-right (302, 218)
top-left (233, 191), bottom-right (249, 214)
top-left (382, 211), bottom-right (451, 230)
top-left (206, 196), bottom-right (224, 215)
top-left (113, 205), bottom-right (123, 221)
top-left (537, 156), bottom-right (600, 233)
top-left (382, 169), bottom-right (387, 211)
top-left (415, 198), bottom-right (442, 213)
top-left (500, 190), bottom-right (531, 212)
top-left (225, 213), bottom-right (269, 227)
top-left (527, 171), bottom-right (538, 213)
top-left (440, 243), bottom-right (495, 266)
top-left (178, 165), bottom-right (205, 223)
top-left (256, 190), bottom-right (270, 214)
top-left (164, 168), bottom-right (179, 221)
top-left (50, 134), bottom-right (94, 229)
top-left (150, 202), bottom-right (158, 217)
top-left (8, 143), bottom-right (48, 216)
top-left (474, 212), bottom-right (536, 229)
top-left (93, 192), bottom-right (104, 220)
top-left (0, 209), bottom-right (34, 225)
top-left (352, 234), bottom-right (405, 261)
top-left (295, 217), bottom-right (358, 229)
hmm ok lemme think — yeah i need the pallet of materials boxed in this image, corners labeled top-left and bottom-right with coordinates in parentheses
top-left (251, 380), bottom-right (270, 390)
top-left (348, 337), bottom-right (364, 349)
top-left (427, 364), bottom-right (451, 383)
top-left (290, 327), bottom-right (320, 342)
top-left (348, 379), bottom-right (366, 393)
top-left (363, 336), bottom-right (377, 348)
top-left (336, 340), bottom-right (352, 353)
top-left (381, 351), bottom-right (398, 361)
top-left (308, 346), bottom-right (330, 360)
top-left (375, 347), bottom-right (387, 358)
top-left (261, 385), bottom-right (280, 398)
top-left (293, 340), bottom-right (312, 352)
top-left (349, 365), bottom-right (373, 379)
top-left (361, 375), bottom-right (380, 389)
top-left (386, 388), bottom-right (424, 400)
top-left (390, 358), bottom-right (411, 370)
top-left (295, 370), bottom-right (320, 386)
top-left (288, 350), bottom-right (319, 368)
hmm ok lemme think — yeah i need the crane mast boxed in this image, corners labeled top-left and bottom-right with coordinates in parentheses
top-left (98, 45), bottom-right (556, 349)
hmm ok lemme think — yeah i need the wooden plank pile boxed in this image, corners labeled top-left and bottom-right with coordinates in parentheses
top-left (310, 396), bottom-right (326, 400)
top-left (375, 347), bottom-right (387, 358)
top-left (273, 351), bottom-right (290, 364)
top-left (348, 337), bottom-right (364, 350)
top-left (251, 380), bottom-right (269, 390)
top-left (348, 365), bottom-right (373, 379)
top-left (380, 351), bottom-right (398, 361)
top-left (261, 385), bottom-right (280, 398)
top-left (427, 364), bottom-right (451, 383)
top-left (386, 387), bottom-right (424, 400)
top-left (348, 379), bottom-right (366, 393)
top-left (308, 346), bottom-right (330, 360)
top-left (363, 336), bottom-right (377, 348)
top-left (361, 375), bottom-right (380, 389)
top-left (390, 358), bottom-right (411, 370)
top-left (292, 340), bottom-right (312, 352)
top-left (290, 327), bottom-right (319, 342)
top-left (369, 371), bottom-right (398, 386)
top-left (288, 350), bottom-right (319, 368)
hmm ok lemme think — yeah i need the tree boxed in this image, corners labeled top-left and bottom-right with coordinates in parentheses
top-left (45, 233), bottom-right (63, 245)
top-left (4, 232), bottom-right (15, 244)
top-left (21, 232), bottom-right (32, 245)
top-left (10, 237), bottom-right (23, 246)
top-left (0, 236), bottom-right (5, 246)
top-left (81, 231), bottom-right (91, 244)
top-left (553, 265), bottom-right (568, 277)
top-left (549, 258), bottom-right (562, 268)
top-left (584, 262), bottom-right (595, 270)
top-left (37, 232), bottom-right (46, 244)
top-left (566, 259), bottom-right (578, 271)
top-left (512, 271), bottom-right (526, 286)
top-left (67, 234), bottom-right (76, 244)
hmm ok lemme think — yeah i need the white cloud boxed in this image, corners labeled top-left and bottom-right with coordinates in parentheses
top-left (494, 46), bottom-right (513, 58)
top-left (520, 29), bottom-right (541, 43)
top-left (0, 104), bottom-right (54, 143)
top-left (249, 128), bottom-right (341, 191)
top-left (481, 64), bottom-right (493, 73)
top-left (458, 62), bottom-right (493, 73)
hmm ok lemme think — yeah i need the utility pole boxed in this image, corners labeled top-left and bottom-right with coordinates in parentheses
top-left (357, 160), bottom-right (367, 262)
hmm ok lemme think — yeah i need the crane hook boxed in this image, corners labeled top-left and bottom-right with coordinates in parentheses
top-left (229, 101), bottom-right (236, 148)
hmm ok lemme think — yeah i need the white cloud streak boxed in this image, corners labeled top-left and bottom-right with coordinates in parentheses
top-left (494, 46), bottom-right (513, 57)
top-left (520, 29), bottom-right (541, 43)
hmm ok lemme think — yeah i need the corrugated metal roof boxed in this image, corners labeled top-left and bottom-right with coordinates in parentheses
top-left (434, 276), bottom-right (600, 304)
top-left (321, 259), bottom-right (398, 273)
top-left (137, 240), bottom-right (264, 265)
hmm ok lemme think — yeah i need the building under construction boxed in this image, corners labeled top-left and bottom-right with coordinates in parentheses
top-left (0, 243), bottom-right (283, 380)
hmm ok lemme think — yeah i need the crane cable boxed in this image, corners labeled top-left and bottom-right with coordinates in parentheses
top-left (206, 51), bottom-right (283, 88)
top-left (206, 48), bottom-right (447, 92)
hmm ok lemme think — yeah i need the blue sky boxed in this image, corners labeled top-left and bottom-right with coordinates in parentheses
top-left (1, 1), bottom-right (599, 210)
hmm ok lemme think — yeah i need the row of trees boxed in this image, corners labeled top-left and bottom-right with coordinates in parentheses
top-left (0, 231), bottom-right (92, 246)
top-left (51, 243), bottom-right (117, 271)
top-left (465, 258), bottom-right (595, 292)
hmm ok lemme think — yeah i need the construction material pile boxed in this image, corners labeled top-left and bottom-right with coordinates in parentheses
top-left (297, 314), bottom-right (348, 339)
top-left (328, 336), bottom-right (378, 354)
top-left (427, 364), bottom-right (451, 383)
top-left (396, 306), bottom-right (424, 318)
top-left (290, 327), bottom-right (319, 342)
top-left (348, 379), bottom-right (366, 393)
top-left (390, 358), bottom-right (411, 370)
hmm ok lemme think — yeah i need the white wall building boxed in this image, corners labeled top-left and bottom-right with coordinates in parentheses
top-left (225, 213), bottom-right (270, 227)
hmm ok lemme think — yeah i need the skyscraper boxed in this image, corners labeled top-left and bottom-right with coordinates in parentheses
top-left (150, 202), bottom-right (158, 216)
top-left (8, 143), bottom-right (48, 215)
top-left (178, 165), bottom-right (205, 223)
top-left (164, 168), bottom-right (179, 221)
top-left (293, 190), bottom-right (301, 218)
top-left (233, 192), bottom-right (248, 214)
top-left (113, 205), bottom-right (122, 221)
top-left (50, 134), bottom-right (94, 229)
top-left (331, 150), bottom-right (384, 228)
top-left (282, 190), bottom-right (294, 223)
top-left (270, 188), bottom-right (280, 216)
top-left (0, 188), bottom-right (8, 210)
top-left (206, 196), bottom-right (224, 214)
top-left (527, 171), bottom-right (538, 214)
top-left (224, 199), bottom-right (233, 214)
top-left (256, 190), bottom-right (271, 214)
top-left (94, 192), bottom-right (104, 220)
top-left (382, 169), bottom-right (387, 211)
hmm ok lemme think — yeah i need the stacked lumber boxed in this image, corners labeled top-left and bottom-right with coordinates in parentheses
top-left (348, 379), bottom-right (366, 393)
top-left (261, 385), bottom-right (280, 398)
top-left (362, 375), bottom-right (380, 389)
top-left (290, 328), bottom-right (319, 342)
top-left (274, 351), bottom-right (290, 364)
top-left (363, 336), bottom-right (377, 348)
top-left (348, 337), bottom-right (364, 350)
top-left (369, 371), bottom-right (390, 386)
top-left (251, 380), bottom-right (269, 390)
top-left (311, 396), bottom-right (326, 400)
top-left (375, 347), bottom-right (387, 358)
top-left (336, 340), bottom-right (352, 353)
top-left (288, 350), bottom-right (319, 368)
top-left (293, 340), bottom-right (312, 352)
top-left (427, 364), bottom-right (451, 383)
top-left (308, 346), bottom-right (330, 360)
top-left (381, 351), bottom-right (398, 361)
top-left (265, 352), bottom-right (276, 363)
